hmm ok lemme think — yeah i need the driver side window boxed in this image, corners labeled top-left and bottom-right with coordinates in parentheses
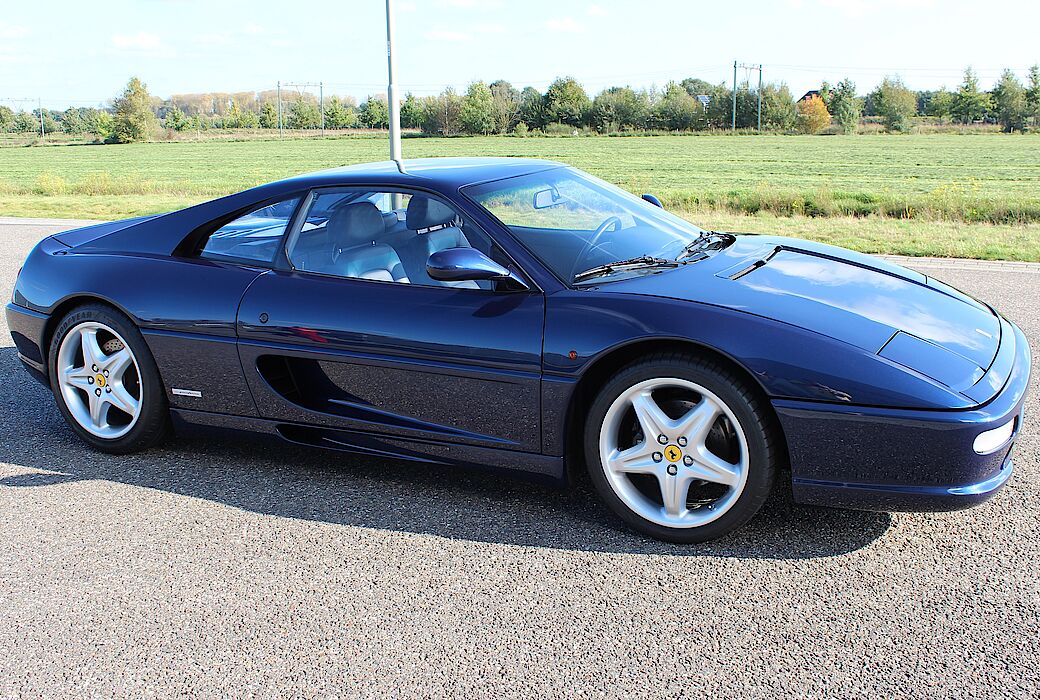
top-left (286, 189), bottom-right (504, 289)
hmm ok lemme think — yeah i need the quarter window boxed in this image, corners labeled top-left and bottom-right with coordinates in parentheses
top-left (200, 197), bottom-right (301, 263)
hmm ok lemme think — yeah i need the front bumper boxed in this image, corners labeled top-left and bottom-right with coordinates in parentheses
top-left (777, 320), bottom-right (1030, 512)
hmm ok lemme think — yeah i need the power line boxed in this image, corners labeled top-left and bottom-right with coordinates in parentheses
top-left (282, 81), bottom-right (325, 136)
top-left (732, 62), bottom-right (764, 132)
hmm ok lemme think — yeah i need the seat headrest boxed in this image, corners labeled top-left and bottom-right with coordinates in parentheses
top-left (406, 196), bottom-right (457, 231)
top-left (328, 202), bottom-right (384, 248)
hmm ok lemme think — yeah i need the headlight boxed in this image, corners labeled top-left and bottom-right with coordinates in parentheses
top-left (973, 417), bottom-right (1017, 454)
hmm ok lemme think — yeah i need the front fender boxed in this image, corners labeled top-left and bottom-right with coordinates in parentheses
top-left (544, 291), bottom-right (975, 410)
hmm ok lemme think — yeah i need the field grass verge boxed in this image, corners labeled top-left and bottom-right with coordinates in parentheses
top-left (688, 211), bottom-right (1040, 262)
top-left (1, 133), bottom-right (1039, 260)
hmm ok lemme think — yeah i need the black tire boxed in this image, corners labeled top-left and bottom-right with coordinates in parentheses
top-left (48, 303), bottom-right (170, 454)
top-left (583, 352), bottom-right (779, 543)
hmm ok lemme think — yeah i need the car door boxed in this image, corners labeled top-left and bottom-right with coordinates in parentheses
top-left (235, 186), bottom-right (545, 453)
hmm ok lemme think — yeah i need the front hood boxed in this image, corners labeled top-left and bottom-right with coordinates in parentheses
top-left (603, 235), bottom-right (1001, 393)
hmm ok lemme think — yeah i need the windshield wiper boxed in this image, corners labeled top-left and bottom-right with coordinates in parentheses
top-left (675, 231), bottom-right (735, 261)
top-left (573, 255), bottom-right (679, 283)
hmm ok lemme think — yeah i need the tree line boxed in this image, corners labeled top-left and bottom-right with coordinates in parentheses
top-left (4, 66), bottom-right (1039, 143)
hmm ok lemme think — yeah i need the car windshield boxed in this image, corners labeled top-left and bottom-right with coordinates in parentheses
top-left (463, 167), bottom-right (708, 284)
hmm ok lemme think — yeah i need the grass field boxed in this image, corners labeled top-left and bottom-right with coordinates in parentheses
top-left (2, 133), bottom-right (1039, 260)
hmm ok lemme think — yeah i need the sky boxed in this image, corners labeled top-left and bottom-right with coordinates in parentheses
top-left (2, 0), bottom-right (1039, 110)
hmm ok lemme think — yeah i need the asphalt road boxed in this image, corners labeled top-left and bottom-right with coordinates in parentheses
top-left (1, 218), bottom-right (1037, 699)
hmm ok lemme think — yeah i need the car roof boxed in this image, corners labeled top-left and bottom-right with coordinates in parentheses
top-left (279, 157), bottom-right (566, 190)
top-left (72, 158), bottom-right (569, 257)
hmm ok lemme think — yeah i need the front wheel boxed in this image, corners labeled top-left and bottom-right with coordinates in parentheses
top-left (584, 353), bottom-right (778, 543)
top-left (48, 304), bottom-right (170, 454)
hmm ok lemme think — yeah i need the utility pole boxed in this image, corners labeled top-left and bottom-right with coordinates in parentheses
top-left (734, 62), bottom-right (764, 133)
top-left (276, 81), bottom-right (282, 138)
top-left (731, 61), bottom-right (737, 132)
top-left (285, 82), bottom-right (323, 134)
top-left (38, 98), bottom-right (44, 137)
top-left (386, 0), bottom-right (402, 162)
top-left (757, 64), bottom-right (763, 132)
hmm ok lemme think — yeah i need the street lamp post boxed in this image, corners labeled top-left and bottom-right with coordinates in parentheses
top-left (386, 0), bottom-right (402, 162)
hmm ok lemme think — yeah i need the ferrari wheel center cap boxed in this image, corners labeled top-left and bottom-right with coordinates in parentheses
top-left (664, 444), bottom-right (682, 463)
top-left (95, 374), bottom-right (107, 388)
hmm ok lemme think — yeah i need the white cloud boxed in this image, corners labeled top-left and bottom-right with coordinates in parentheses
top-left (586, 4), bottom-right (608, 16)
top-left (0, 22), bottom-right (29, 39)
top-left (193, 24), bottom-right (265, 47)
top-left (424, 29), bottom-right (471, 42)
top-left (0, 44), bottom-right (25, 64)
top-left (436, 0), bottom-right (503, 9)
top-left (193, 32), bottom-right (232, 46)
top-left (473, 22), bottom-right (506, 34)
top-left (817, 0), bottom-right (934, 17)
top-left (545, 17), bottom-right (584, 33)
top-left (111, 32), bottom-right (163, 51)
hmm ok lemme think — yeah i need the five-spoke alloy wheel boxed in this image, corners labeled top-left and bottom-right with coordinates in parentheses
top-left (57, 321), bottom-right (142, 440)
top-left (585, 353), bottom-right (778, 542)
top-left (49, 304), bottom-right (170, 454)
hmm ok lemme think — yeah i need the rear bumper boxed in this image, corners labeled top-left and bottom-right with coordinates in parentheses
top-left (777, 320), bottom-right (1030, 512)
top-left (6, 302), bottom-right (50, 386)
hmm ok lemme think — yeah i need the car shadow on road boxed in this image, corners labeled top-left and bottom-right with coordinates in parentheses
top-left (0, 348), bottom-right (891, 559)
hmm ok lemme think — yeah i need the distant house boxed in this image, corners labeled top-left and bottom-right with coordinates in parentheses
top-left (798, 90), bottom-right (821, 103)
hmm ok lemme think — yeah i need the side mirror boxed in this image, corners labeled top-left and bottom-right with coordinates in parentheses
top-left (641, 193), bottom-right (663, 208)
top-left (533, 187), bottom-right (561, 209)
top-left (427, 247), bottom-right (529, 289)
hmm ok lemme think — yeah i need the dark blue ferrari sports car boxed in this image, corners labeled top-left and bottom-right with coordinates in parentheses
top-left (6, 158), bottom-right (1031, 542)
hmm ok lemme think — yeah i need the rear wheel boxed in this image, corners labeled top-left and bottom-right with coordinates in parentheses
top-left (48, 304), bottom-right (170, 454)
top-left (584, 353), bottom-right (778, 543)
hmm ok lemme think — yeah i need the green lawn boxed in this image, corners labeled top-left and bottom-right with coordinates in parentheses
top-left (2, 133), bottom-right (1040, 260)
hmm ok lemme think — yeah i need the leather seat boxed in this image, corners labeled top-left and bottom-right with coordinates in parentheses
top-left (290, 224), bottom-right (331, 272)
top-left (326, 202), bottom-right (409, 283)
top-left (403, 196), bottom-right (479, 289)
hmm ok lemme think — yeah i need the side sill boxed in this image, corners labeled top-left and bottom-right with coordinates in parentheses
top-left (170, 409), bottom-right (566, 483)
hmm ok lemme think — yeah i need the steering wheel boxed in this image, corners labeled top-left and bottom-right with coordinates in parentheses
top-left (570, 216), bottom-right (623, 280)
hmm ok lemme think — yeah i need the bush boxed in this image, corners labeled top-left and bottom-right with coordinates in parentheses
top-left (827, 79), bottom-right (861, 134)
top-left (112, 77), bottom-right (158, 143)
top-left (543, 122), bottom-right (577, 136)
top-left (460, 81), bottom-right (496, 135)
top-left (652, 83), bottom-right (698, 131)
top-left (286, 98), bottom-right (320, 129)
top-left (518, 87), bottom-right (544, 129)
top-left (420, 90), bottom-right (463, 136)
top-left (163, 107), bottom-right (190, 131)
top-left (992, 69), bottom-right (1028, 133)
top-left (323, 96), bottom-right (357, 129)
top-left (359, 96), bottom-right (389, 129)
top-left (797, 96), bottom-right (831, 134)
top-left (951, 68), bottom-right (992, 124)
top-left (543, 77), bottom-right (590, 127)
top-left (870, 77), bottom-right (917, 132)
top-left (61, 108), bottom-right (87, 135)
top-left (85, 109), bottom-right (115, 142)
top-left (591, 86), bottom-right (648, 132)
top-left (12, 111), bottom-right (38, 133)
top-left (512, 121), bottom-right (529, 138)
top-left (258, 102), bottom-right (278, 129)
